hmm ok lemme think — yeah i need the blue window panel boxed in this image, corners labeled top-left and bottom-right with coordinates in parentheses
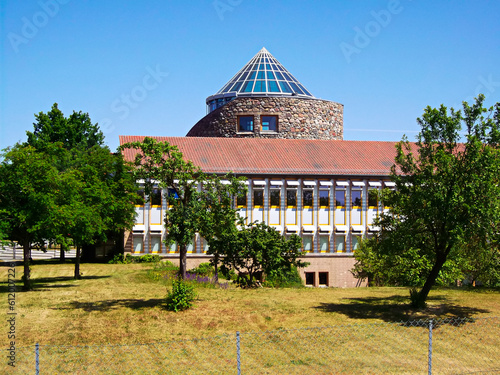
top-left (242, 81), bottom-right (254, 92)
top-left (259, 64), bottom-right (264, 69)
top-left (266, 64), bottom-right (271, 70)
top-left (298, 84), bottom-right (312, 96)
top-left (239, 72), bottom-right (248, 80)
top-left (254, 80), bottom-right (265, 92)
top-left (275, 72), bottom-right (284, 80)
top-left (248, 71), bottom-right (256, 79)
top-left (239, 116), bottom-right (253, 131)
top-left (230, 81), bottom-right (243, 92)
top-left (261, 116), bottom-right (277, 131)
top-left (168, 188), bottom-right (179, 199)
top-left (267, 71), bottom-right (275, 79)
top-left (271, 64), bottom-right (278, 70)
top-left (282, 72), bottom-right (292, 81)
top-left (268, 80), bottom-right (280, 92)
top-left (257, 71), bottom-right (265, 79)
top-left (279, 81), bottom-right (292, 93)
top-left (289, 82), bottom-right (304, 95)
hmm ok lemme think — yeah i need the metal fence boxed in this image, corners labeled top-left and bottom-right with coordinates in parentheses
top-left (7, 317), bottom-right (499, 374)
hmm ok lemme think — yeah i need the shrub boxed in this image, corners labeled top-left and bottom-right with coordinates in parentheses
top-left (109, 254), bottom-right (161, 264)
top-left (264, 266), bottom-right (304, 288)
top-left (188, 262), bottom-right (215, 277)
top-left (165, 279), bottom-right (197, 312)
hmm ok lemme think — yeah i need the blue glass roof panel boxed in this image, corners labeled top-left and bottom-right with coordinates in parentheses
top-left (211, 47), bottom-right (315, 100)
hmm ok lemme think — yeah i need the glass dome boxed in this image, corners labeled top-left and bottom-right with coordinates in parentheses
top-left (206, 47), bottom-right (315, 112)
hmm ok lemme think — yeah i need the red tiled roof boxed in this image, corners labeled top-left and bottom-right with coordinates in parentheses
top-left (119, 136), bottom-right (401, 176)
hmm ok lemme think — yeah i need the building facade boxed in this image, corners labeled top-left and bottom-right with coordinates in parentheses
top-left (121, 48), bottom-right (398, 287)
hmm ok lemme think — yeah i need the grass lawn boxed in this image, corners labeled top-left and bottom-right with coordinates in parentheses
top-left (1, 261), bottom-right (499, 346)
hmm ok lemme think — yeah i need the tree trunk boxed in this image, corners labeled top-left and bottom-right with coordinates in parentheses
top-left (59, 243), bottom-right (66, 263)
top-left (74, 245), bottom-right (82, 279)
top-left (414, 251), bottom-right (448, 308)
top-left (179, 243), bottom-right (187, 279)
top-left (22, 240), bottom-right (32, 291)
top-left (213, 254), bottom-right (219, 283)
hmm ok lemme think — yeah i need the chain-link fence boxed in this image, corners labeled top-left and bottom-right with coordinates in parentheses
top-left (6, 317), bottom-right (499, 374)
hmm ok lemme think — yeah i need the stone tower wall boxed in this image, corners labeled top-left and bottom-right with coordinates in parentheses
top-left (186, 97), bottom-right (343, 140)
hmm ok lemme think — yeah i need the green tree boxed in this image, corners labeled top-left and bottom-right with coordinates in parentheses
top-left (213, 221), bottom-right (308, 287)
top-left (26, 104), bottom-right (138, 275)
top-left (197, 175), bottom-right (247, 282)
top-left (354, 95), bottom-right (500, 307)
top-left (120, 137), bottom-right (204, 279)
top-left (0, 145), bottom-right (59, 289)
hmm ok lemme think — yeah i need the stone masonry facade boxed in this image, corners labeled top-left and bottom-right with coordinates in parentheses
top-left (186, 97), bottom-right (344, 140)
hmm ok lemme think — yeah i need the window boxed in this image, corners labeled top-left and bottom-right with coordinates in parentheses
top-left (270, 189), bottom-right (280, 207)
top-left (261, 115), bottom-right (277, 131)
top-left (150, 235), bottom-right (161, 253)
top-left (238, 116), bottom-right (254, 132)
top-left (236, 192), bottom-right (247, 207)
top-left (368, 189), bottom-right (378, 208)
top-left (335, 190), bottom-right (345, 208)
top-left (151, 188), bottom-right (162, 206)
top-left (351, 190), bottom-right (362, 208)
top-left (335, 235), bottom-right (345, 253)
top-left (305, 272), bottom-right (315, 286)
top-left (303, 235), bottom-right (313, 253)
top-left (136, 189), bottom-right (145, 204)
top-left (303, 189), bottom-right (313, 208)
top-left (351, 235), bottom-right (361, 252)
top-left (318, 272), bottom-right (328, 286)
top-left (253, 189), bottom-right (264, 207)
top-left (286, 189), bottom-right (297, 207)
top-left (319, 190), bottom-right (329, 208)
top-left (133, 236), bottom-right (143, 254)
top-left (319, 235), bottom-right (329, 253)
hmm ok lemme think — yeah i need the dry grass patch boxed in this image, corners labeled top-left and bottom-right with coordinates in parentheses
top-left (1, 261), bottom-right (499, 347)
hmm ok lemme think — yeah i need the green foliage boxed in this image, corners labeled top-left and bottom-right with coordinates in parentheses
top-left (213, 222), bottom-right (308, 288)
top-left (119, 138), bottom-right (247, 280)
top-left (165, 279), bottom-right (197, 312)
top-left (109, 254), bottom-right (161, 264)
top-left (188, 262), bottom-right (215, 277)
top-left (353, 95), bottom-right (500, 307)
top-left (263, 266), bottom-right (304, 288)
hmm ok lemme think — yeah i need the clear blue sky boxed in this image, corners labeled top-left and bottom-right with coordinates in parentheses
top-left (1, 0), bottom-right (499, 152)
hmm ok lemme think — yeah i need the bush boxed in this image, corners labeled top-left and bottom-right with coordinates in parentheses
top-left (188, 262), bottom-right (215, 277)
top-left (165, 279), bottom-right (197, 312)
top-left (264, 266), bottom-right (304, 288)
top-left (109, 254), bottom-right (161, 264)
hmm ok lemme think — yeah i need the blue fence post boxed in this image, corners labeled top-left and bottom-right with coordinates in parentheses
top-left (35, 342), bottom-right (40, 375)
top-left (236, 331), bottom-right (241, 375)
top-left (428, 320), bottom-right (433, 375)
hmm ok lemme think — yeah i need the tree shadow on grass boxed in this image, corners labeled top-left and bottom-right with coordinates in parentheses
top-left (54, 298), bottom-right (165, 312)
top-left (0, 275), bottom-right (110, 293)
top-left (313, 295), bottom-right (491, 323)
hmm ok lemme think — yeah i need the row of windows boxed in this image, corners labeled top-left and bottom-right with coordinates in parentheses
top-left (137, 187), bottom-right (380, 210)
top-left (132, 233), bottom-right (361, 255)
top-left (239, 189), bottom-right (377, 209)
top-left (238, 115), bottom-right (278, 132)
